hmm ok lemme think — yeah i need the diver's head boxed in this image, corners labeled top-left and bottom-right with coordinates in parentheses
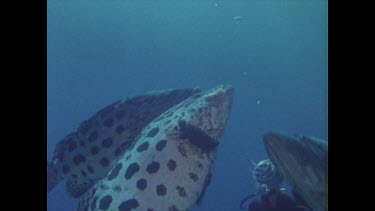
top-left (252, 159), bottom-right (283, 194)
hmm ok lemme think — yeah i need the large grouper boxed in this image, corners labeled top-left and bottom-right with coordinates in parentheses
top-left (47, 88), bottom-right (201, 198)
top-left (263, 132), bottom-right (328, 211)
top-left (76, 85), bottom-right (234, 211)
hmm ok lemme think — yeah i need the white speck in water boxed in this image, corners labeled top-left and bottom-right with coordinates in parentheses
top-left (257, 100), bottom-right (261, 105)
top-left (233, 16), bottom-right (243, 20)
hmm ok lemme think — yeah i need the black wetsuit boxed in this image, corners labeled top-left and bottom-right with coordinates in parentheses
top-left (248, 191), bottom-right (307, 211)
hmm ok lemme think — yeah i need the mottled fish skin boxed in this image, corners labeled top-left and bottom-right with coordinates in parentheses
top-left (77, 85), bottom-right (234, 211)
top-left (263, 132), bottom-right (328, 211)
top-left (47, 88), bottom-right (200, 198)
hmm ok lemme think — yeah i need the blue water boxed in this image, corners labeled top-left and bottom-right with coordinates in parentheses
top-left (47, 0), bottom-right (327, 210)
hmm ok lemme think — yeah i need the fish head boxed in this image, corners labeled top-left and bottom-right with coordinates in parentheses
top-left (178, 84), bottom-right (234, 142)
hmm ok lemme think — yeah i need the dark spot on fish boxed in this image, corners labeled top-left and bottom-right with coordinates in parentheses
top-left (115, 141), bottom-right (133, 156)
top-left (147, 127), bottom-right (159, 137)
top-left (114, 185), bottom-right (122, 192)
top-left (176, 186), bottom-right (187, 198)
top-left (108, 163), bottom-right (122, 180)
top-left (87, 165), bottom-right (94, 174)
top-left (73, 154), bottom-right (86, 165)
top-left (126, 154), bottom-right (132, 160)
top-left (79, 141), bottom-right (85, 147)
top-left (167, 159), bottom-right (176, 171)
top-left (118, 199), bottom-right (139, 211)
top-left (177, 144), bottom-right (187, 157)
top-left (71, 174), bottom-right (78, 179)
top-left (156, 184), bottom-right (167, 196)
top-left (100, 184), bottom-right (109, 190)
top-left (178, 120), bottom-right (219, 152)
top-left (146, 161), bottom-right (160, 174)
top-left (80, 170), bottom-right (87, 177)
top-left (62, 164), bottom-right (70, 174)
top-left (100, 157), bottom-right (110, 167)
top-left (90, 196), bottom-right (98, 210)
top-left (103, 118), bottom-right (114, 127)
top-left (147, 209), bottom-right (154, 211)
top-left (99, 195), bottom-right (112, 210)
top-left (88, 131), bottom-right (98, 143)
top-left (102, 137), bottom-right (113, 148)
top-left (68, 141), bottom-right (77, 152)
top-left (196, 162), bottom-right (203, 169)
top-left (125, 162), bottom-right (140, 179)
top-left (156, 140), bottom-right (167, 151)
top-left (116, 125), bottom-right (125, 134)
top-left (136, 178), bottom-right (147, 190)
top-left (189, 173), bottom-right (199, 182)
top-left (90, 146), bottom-right (100, 155)
top-left (137, 142), bottom-right (149, 152)
top-left (169, 205), bottom-right (179, 211)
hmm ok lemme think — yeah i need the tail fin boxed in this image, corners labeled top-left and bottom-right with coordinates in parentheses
top-left (47, 160), bottom-right (60, 193)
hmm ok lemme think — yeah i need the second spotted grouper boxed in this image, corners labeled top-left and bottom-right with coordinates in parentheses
top-left (77, 85), bottom-right (234, 211)
top-left (47, 88), bottom-right (200, 198)
top-left (263, 132), bottom-right (328, 211)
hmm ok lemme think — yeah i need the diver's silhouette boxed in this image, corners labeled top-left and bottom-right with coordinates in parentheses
top-left (240, 159), bottom-right (311, 211)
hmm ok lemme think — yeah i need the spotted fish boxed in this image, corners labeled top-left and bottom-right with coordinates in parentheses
top-left (47, 88), bottom-right (200, 198)
top-left (263, 132), bottom-right (328, 211)
top-left (77, 85), bottom-right (234, 211)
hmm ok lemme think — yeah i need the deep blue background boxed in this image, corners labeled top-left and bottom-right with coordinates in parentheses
top-left (47, 1), bottom-right (327, 210)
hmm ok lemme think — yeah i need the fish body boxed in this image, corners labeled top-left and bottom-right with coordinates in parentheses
top-left (77, 85), bottom-right (234, 211)
top-left (47, 88), bottom-right (200, 198)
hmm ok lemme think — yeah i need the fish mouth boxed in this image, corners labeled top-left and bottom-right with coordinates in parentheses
top-left (217, 84), bottom-right (234, 99)
top-left (206, 84), bottom-right (234, 113)
top-left (206, 85), bottom-right (234, 139)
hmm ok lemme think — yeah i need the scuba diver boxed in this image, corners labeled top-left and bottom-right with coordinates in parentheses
top-left (240, 159), bottom-right (311, 211)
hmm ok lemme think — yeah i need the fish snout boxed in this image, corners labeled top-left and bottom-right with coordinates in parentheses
top-left (202, 85), bottom-right (234, 139)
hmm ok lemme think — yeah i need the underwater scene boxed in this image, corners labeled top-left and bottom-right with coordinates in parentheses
top-left (47, 0), bottom-right (327, 211)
